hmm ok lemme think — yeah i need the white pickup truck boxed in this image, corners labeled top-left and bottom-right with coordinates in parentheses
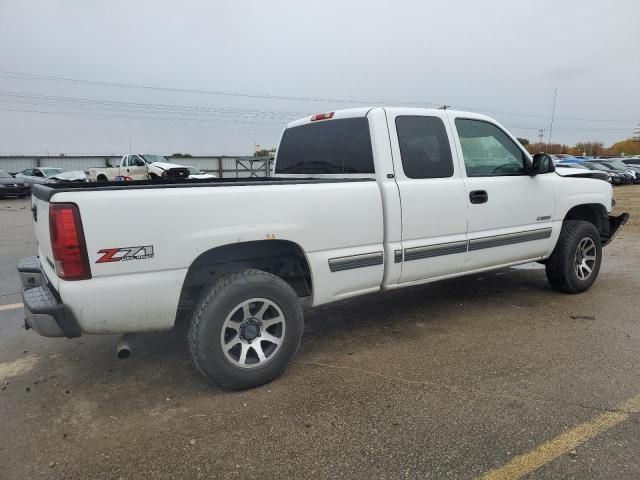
top-left (18, 107), bottom-right (628, 390)
top-left (88, 154), bottom-right (190, 182)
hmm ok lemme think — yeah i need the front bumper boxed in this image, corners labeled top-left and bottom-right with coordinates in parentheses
top-left (16, 256), bottom-right (81, 338)
top-left (0, 185), bottom-right (30, 196)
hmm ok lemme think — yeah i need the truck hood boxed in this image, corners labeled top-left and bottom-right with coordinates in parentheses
top-left (149, 162), bottom-right (186, 171)
top-left (50, 171), bottom-right (87, 182)
top-left (554, 167), bottom-right (609, 181)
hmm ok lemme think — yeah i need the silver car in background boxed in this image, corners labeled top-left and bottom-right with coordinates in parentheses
top-left (15, 167), bottom-right (87, 186)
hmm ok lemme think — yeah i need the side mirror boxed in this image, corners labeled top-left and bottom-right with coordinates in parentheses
top-left (531, 153), bottom-right (555, 175)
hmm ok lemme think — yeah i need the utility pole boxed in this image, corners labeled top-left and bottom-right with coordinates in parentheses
top-left (548, 88), bottom-right (558, 147)
top-left (538, 128), bottom-right (546, 147)
top-left (633, 124), bottom-right (640, 143)
top-left (129, 139), bottom-right (132, 153)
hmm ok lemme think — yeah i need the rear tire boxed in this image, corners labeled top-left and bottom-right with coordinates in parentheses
top-left (187, 269), bottom-right (303, 390)
top-left (545, 220), bottom-right (602, 293)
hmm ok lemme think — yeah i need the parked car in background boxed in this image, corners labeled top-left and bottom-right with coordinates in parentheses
top-left (15, 168), bottom-right (86, 187)
top-left (622, 158), bottom-right (640, 167)
top-left (582, 162), bottom-right (633, 185)
top-left (88, 154), bottom-right (190, 182)
top-left (554, 154), bottom-right (582, 163)
top-left (0, 169), bottom-right (30, 198)
top-left (554, 163), bottom-right (610, 182)
top-left (590, 160), bottom-right (638, 183)
top-left (187, 166), bottom-right (216, 179)
top-left (598, 159), bottom-right (640, 181)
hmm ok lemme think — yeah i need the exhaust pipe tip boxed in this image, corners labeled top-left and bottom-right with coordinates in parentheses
top-left (116, 334), bottom-right (132, 360)
top-left (117, 347), bottom-right (131, 360)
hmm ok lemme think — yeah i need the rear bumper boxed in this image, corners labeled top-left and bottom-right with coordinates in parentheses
top-left (603, 213), bottom-right (629, 246)
top-left (16, 256), bottom-right (81, 338)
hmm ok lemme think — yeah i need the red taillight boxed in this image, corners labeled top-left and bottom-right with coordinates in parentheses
top-left (310, 112), bottom-right (335, 121)
top-left (49, 203), bottom-right (91, 280)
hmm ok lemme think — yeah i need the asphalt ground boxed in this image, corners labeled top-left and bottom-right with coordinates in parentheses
top-left (0, 187), bottom-right (639, 480)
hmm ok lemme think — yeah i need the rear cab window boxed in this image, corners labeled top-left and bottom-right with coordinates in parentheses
top-left (395, 116), bottom-right (454, 179)
top-left (275, 117), bottom-right (374, 175)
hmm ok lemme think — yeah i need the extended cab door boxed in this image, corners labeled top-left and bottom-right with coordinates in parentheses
top-left (449, 114), bottom-right (555, 271)
top-left (387, 109), bottom-right (469, 285)
top-left (123, 155), bottom-right (149, 180)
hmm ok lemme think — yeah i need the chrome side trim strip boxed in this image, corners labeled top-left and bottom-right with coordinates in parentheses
top-left (328, 251), bottom-right (384, 272)
top-left (468, 227), bottom-right (552, 251)
top-left (404, 240), bottom-right (468, 262)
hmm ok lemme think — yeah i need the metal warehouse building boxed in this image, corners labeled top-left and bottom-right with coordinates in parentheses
top-left (0, 155), bottom-right (272, 178)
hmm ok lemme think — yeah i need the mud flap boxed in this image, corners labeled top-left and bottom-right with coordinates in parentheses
top-left (604, 212), bottom-right (630, 246)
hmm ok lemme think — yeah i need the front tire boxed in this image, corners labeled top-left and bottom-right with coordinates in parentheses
top-left (187, 269), bottom-right (303, 390)
top-left (546, 220), bottom-right (602, 293)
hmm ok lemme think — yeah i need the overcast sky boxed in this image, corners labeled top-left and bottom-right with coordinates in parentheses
top-left (0, 0), bottom-right (638, 155)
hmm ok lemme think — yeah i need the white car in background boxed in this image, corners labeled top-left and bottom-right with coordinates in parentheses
top-left (15, 167), bottom-right (87, 186)
top-left (186, 166), bottom-right (216, 179)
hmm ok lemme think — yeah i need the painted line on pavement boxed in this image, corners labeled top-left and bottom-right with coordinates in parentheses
top-left (478, 394), bottom-right (640, 480)
top-left (0, 303), bottom-right (23, 312)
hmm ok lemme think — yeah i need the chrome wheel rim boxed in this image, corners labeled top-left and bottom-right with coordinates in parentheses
top-left (574, 237), bottom-right (597, 280)
top-left (220, 298), bottom-right (285, 369)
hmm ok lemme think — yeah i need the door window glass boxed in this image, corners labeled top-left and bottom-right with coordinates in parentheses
top-left (396, 116), bottom-right (454, 179)
top-left (455, 119), bottom-right (527, 177)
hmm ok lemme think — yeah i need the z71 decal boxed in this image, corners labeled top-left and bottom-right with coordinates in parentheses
top-left (96, 246), bottom-right (154, 263)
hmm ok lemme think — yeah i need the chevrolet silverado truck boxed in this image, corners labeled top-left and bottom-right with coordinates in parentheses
top-left (18, 107), bottom-right (629, 390)
top-left (88, 154), bottom-right (190, 182)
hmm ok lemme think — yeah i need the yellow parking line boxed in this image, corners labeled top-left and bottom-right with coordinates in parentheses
top-left (479, 394), bottom-right (640, 480)
top-left (0, 303), bottom-right (23, 312)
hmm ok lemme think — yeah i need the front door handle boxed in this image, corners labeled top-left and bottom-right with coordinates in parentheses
top-left (469, 190), bottom-right (488, 204)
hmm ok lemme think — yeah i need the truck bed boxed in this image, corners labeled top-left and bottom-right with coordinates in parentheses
top-left (32, 176), bottom-right (375, 201)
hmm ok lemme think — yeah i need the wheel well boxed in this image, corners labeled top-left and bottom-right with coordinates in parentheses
top-left (564, 204), bottom-right (609, 239)
top-left (97, 174), bottom-right (107, 181)
top-left (177, 240), bottom-right (312, 314)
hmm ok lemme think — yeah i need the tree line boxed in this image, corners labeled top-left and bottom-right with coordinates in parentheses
top-left (517, 137), bottom-right (640, 157)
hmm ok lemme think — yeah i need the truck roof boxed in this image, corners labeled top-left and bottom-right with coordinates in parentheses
top-left (286, 107), bottom-right (493, 129)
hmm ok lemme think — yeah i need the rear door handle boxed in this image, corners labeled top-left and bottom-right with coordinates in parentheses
top-left (469, 190), bottom-right (488, 204)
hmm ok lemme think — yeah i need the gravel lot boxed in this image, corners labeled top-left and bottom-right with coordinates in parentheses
top-left (1, 187), bottom-right (639, 479)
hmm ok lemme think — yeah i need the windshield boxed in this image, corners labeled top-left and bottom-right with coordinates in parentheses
top-left (141, 155), bottom-right (167, 164)
top-left (42, 168), bottom-right (66, 177)
top-left (586, 163), bottom-right (609, 172)
top-left (598, 162), bottom-right (626, 171)
top-left (608, 160), bottom-right (630, 170)
top-left (0, 170), bottom-right (12, 178)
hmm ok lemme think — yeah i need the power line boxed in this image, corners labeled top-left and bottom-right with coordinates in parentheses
top-left (0, 107), bottom-right (285, 131)
top-left (0, 70), bottom-right (437, 107)
top-left (2, 69), bottom-right (634, 124)
top-left (1, 103), bottom-right (631, 134)
top-left (0, 91), bottom-right (307, 119)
